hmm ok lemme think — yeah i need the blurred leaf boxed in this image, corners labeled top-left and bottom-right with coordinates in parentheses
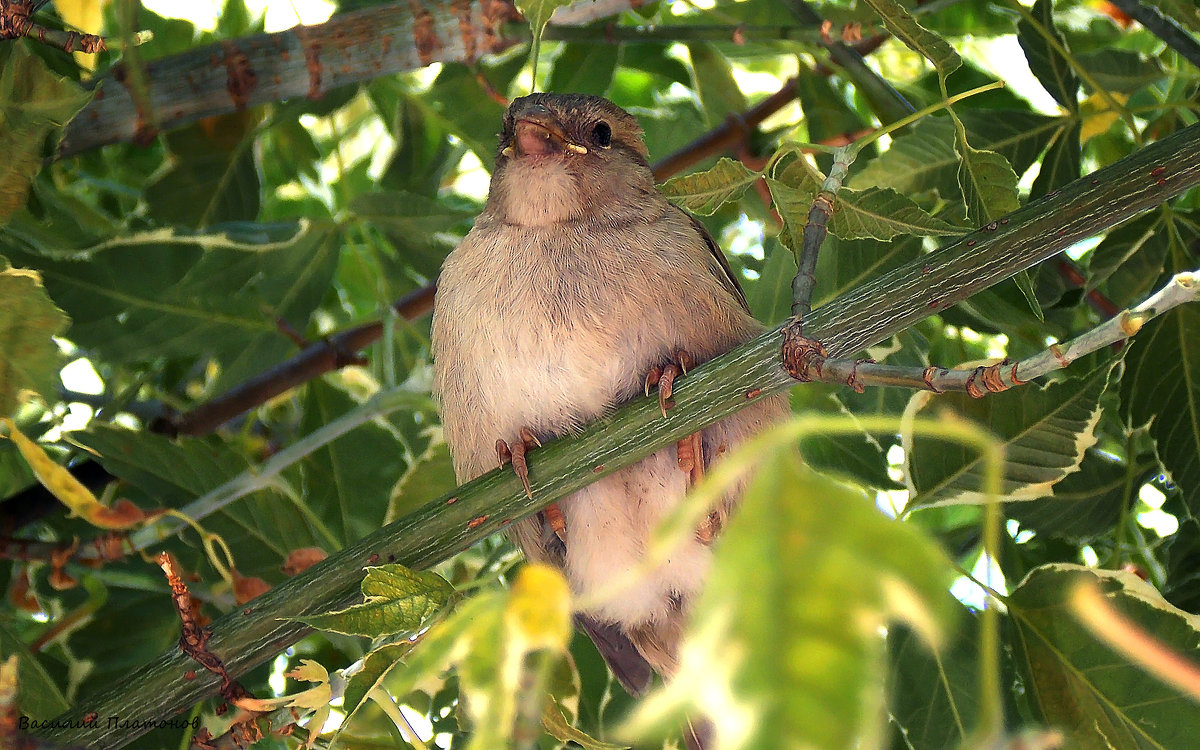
top-left (660, 158), bottom-right (758, 216)
top-left (626, 446), bottom-right (955, 749)
top-left (516, 0), bottom-right (574, 86)
top-left (543, 696), bottom-right (628, 749)
top-left (863, 0), bottom-right (961, 80)
top-left (0, 260), bottom-right (68, 416)
top-left (1163, 518), bottom-right (1200, 614)
top-left (906, 358), bottom-right (1117, 508)
top-left (1007, 564), bottom-right (1200, 747)
top-left (146, 111), bottom-right (262, 227)
top-left (375, 92), bottom-right (461, 197)
top-left (425, 63), bottom-right (511, 170)
top-left (796, 69), bottom-right (868, 145)
top-left (351, 191), bottom-right (473, 236)
top-left (0, 619), bottom-right (70, 718)
top-left (301, 565), bottom-right (454, 637)
top-left (1076, 49), bottom-right (1165, 94)
top-left (0, 43), bottom-right (91, 225)
top-left (1156, 0), bottom-right (1200, 34)
top-left (814, 234), bottom-right (924, 308)
top-left (687, 43), bottom-right (746, 125)
top-left (1122, 306), bottom-right (1200, 516)
top-left (1017, 0), bottom-right (1079, 112)
top-left (549, 43), bottom-right (619, 97)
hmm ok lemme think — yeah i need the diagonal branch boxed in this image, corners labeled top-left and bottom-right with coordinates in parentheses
top-left (35, 119), bottom-right (1200, 750)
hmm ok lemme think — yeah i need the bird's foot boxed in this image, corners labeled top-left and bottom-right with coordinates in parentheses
top-left (496, 428), bottom-right (566, 543)
top-left (780, 321), bottom-right (828, 382)
top-left (644, 349), bottom-right (695, 417)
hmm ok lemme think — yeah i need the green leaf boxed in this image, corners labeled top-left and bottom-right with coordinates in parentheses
top-left (1030, 121), bottom-right (1081, 199)
top-left (0, 260), bottom-right (69, 416)
top-left (5, 222), bottom-right (340, 392)
top-left (1007, 564), bottom-right (1200, 748)
top-left (0, 43), bottom-right (91, 225)
top-left (1017, 0), bottom-right (1080, 112)
top-left (146, 111), bottom-right (262, 227)
top-left (301, 380), bottom-right (413, 543)
top-left (387, 430), bottom-right (458, 523)
top-left (300, 565), bottom-right (455, 637)
top-left (887, 614), bottom-right (981, 750)
top-left (1076, 49), bottom-right (1165, 94)
top-left (687, 43), bottom-right (747, 125)
top-left (659, 158), bottom-right (759, 216)
top-left (350, 190), bottom-right (473, 236)
top-left (956, 140), bottom-right (1020, 226)
top-left (747, 238), bottom-right (796, 326)
top-left (515, 0), bottom-right (574, 88)
top-left (543, 696), bottom-right (628, 750)
top-left (549, 43), bottom-right (619, 97)
top-left (341, 642), bottom-right (409, 718)
top-left (626, 447), bottom-right (955, 749)
top-left (1122, 306), bottom-right (1200, 516)
top-left (1006, 450), bottom-right (1137, 543)
top-left (0, 619), bottom-right (70, 718)
top-left (862, 0), bottom-right (961, 80)
top-left (837, 186), bottom-right (962, 240)
top-left (905, 358), bottom-right (1117, 508)
top-left (795, 69), bottom-right (868, 146)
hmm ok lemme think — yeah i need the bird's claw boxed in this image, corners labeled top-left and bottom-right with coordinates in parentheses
top-left (496, 428), bottom-right (566, 543)
top-left (645, 350), bottom-right (695, 417)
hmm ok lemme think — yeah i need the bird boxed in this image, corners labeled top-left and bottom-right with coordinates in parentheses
top-left (430, 93), bottom-right (788, 742)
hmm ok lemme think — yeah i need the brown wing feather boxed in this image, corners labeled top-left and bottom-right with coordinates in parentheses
top-left (676, 207), bottom-right (750, 313)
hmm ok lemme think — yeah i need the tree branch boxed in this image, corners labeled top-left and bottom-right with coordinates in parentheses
top-left (35, 119), bottom-right (1200, 750)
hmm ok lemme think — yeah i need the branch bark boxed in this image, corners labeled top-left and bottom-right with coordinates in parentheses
top-left (35, 120), bottom-right (1200, 750)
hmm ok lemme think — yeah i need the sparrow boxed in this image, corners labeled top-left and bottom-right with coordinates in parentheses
top-left (430, 93), bottom-right (787, 725)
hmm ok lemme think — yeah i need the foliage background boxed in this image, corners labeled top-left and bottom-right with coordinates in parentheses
top-left (1, 0), bottom-right (1199, 747)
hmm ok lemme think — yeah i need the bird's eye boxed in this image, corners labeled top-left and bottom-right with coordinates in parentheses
top-left (592, 121), bottom-right (612, 147)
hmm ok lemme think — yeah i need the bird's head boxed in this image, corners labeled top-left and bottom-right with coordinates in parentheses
top-left (485, 93), bottom-right (658, 227)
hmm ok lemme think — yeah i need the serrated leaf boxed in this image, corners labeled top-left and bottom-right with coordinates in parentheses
top-left (660, 158), bottom-right (759, 216)
top-left (1017, 0), bottom-right (1080, 112)
top-left (626, 446), bottom-right (955, 750)
top-left (1121, 306), bottom-right (1200, 516)
top-left (1085, 213), bottom-right (1175, 308)
top-left (1007, 564), bottom-right (1200, 748)
top-left (301, 565), bottom-right (454, 638)
top-left (956, 141), bottom-right (1020, 226)
top-left (0, 260), bottom-right (68, 415)
top-left (905, 358), bottom-right (1116, 508)
top-left (835, 186), bottom-right (961, 240)
top-left (862, 0), bottom-right (961, 80)
top-left (0, 44), bottom-right (91, 225)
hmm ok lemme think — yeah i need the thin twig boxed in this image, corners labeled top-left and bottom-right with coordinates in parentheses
top-left (1107, 0), bottom-right (1200, 71)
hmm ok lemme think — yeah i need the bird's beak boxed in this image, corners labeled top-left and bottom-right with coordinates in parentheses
top-left (503, 103), bottom-right (588, 158)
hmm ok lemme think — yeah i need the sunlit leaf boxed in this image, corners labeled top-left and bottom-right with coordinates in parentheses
top-left (300, 565), bottom-right (454, 638)
top-left (660, 158), bottom-right (759, 216)
top-left (0, 260), bottom-right (68, 416)
top-left (862, 0), bottom-right (961, 80)
top-left (0, 44), bottom-right (91, 224)
top-left (0, 620), bottom-right (70, 718)
top-left (516, 0), bottom-right (574, 88)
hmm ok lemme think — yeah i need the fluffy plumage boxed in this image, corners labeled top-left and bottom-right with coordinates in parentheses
top-left (431, 93), bottom-right (786, 694)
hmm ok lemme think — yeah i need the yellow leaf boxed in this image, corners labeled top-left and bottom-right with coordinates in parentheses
top-left (1080, 92), bottom-right (1128, 143)
top-left (1, 418), bottom-right (149, 530)
top-left (55, 0), bottom-right (104, 70)
top-left (505, 563), bottom-right (571, 653)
